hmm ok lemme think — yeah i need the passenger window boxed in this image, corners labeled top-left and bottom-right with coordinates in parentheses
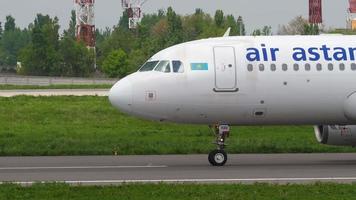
top-left (293, 64), bottom-right (299, 71)
top-left (155, 60), bottom-right (171, 73)
top-left (282, 64), bottom-right (288, 71)
top-left (259, 64), bottom-right (265, 71)
top-left (340, 63), bottom-right (345, 71)
top-left (316, 63), bottom-right (322, 71)
top-left (305, 63), bottom-right (311, 71)
top-left (352, 63), bottom-right (356, 71)
top-left (270, 64), bottom-right (276, 71)
top-left (247, 64), bottom-right (253, 72)
top-left (139, 61), bottom-right (159, 72)
top-left (328, 63), bottom-right (333, 71)
top-left (172, 61), bottom-right (184, 73)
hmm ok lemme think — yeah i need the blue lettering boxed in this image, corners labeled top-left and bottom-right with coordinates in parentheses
top-left (246, 45), bottom-right (279, 62)
top-left (333, 47), bottom-right (347, 61)
top-left (293, 48), bottom-right (307, 61)
top-left (349, 48), bottom-right (356, 61)
top-left (246, 48), bottom-right (260, 61)
top-left (245, 45), bottom-right (356, 62)
top-left (308, 47), bottom-right (320, 61)
top-left (320, 45), bottom-right (332, 61)
top-left (270, 48), bottom-right (279, 61)
top-left (261, 44), bottom-right (268, 61)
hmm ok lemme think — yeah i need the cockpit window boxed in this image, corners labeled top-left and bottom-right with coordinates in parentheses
top-left (139, 61), bottom-right (159, 72)
top-left (173, 60), bottom-right (184, 73)
top-left (154, 60), bottom-right (171, 73)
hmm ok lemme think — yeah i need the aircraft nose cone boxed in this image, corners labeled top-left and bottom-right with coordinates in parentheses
top-left (109, 78), bottom-right (133, 114)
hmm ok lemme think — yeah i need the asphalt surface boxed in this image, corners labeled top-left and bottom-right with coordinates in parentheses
top-left (0, 89), bottom-right (109, 97)
top-left (2, 154), bottom-right (356, 185)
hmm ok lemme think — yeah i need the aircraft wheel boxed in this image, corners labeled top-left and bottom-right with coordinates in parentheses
top-left (208, 149), bottom-right (227, 166)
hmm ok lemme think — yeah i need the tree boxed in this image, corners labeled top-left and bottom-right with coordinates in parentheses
top-left (4, 16), bottom-right (15, 32)
top-left (182, 9), bottom-right (207, 40)
top-left (303, 23), bottom-right (319, 35)
top-left (59, 36), bottom-right (95, 77)
top-left (102, 49), bottom-right (129, 78)
top-left (118, 10), bottom-right (130, 30)
top-left (128, 49), bottom-right (148, 73)
top-left (0, 16), bottom-right (30, 68)
top-left (96, 26), bottom-right (135, 68)
top-left (252, 29), bottom-right (261, 36)
top-left (95, 27), bottom-right (111, 48)
top-left (64, 10), bottom-right (76, 39)
top-left (278, 16), bottom-right (322, 35)
top-left (262, 26), bottom-right (272, 36)
top-left (19, 14), bottom-right (61, 76)
top-left (0, 8), bottom-right (259, 77)
top-left (0, 49), bottom-right (5, 67)
top-left (0, 28), bottom-right (30, 67)
top-left (214, 10), bottom-right (224, 28)
top-left (166, 7), bottom-right (183, 46)
top-left (0, 22), bottom-right (3, 40)
top-left (195, 8), bottom-right (203, 15)
top-left (252, 26), bottom-right (272, 36)
top-left (236, 16), bottom-right (246, 36)
top-left (278, 16), bottom-right (308, 35)
top-left (158, 9), bottom-right (165, 17)
top-left (224, 15), bottom-right (238, 36)
top-left (151, 18), bottom-right (168, 39)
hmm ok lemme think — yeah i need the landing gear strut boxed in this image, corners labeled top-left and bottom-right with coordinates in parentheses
top-left (208, 124), bottom-right (230, 166)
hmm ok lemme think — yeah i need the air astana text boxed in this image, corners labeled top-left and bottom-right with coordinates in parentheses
top-left (246, 44), bottom-right (356, 62)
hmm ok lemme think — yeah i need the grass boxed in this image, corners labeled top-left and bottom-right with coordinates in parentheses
top-left (1, 183), bottom-right (356, 200)
top-left (0, 96), bottom-right (355, 156)
top-left (0, 84), bottom-right (112, 90)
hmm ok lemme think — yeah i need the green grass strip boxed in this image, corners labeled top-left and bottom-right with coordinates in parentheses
top-left (0, 183), bottom-right (356, 200)
top-left (0, 84), bottom-right (112, 90)
top-left (0, 96), bottom-right (355, 156)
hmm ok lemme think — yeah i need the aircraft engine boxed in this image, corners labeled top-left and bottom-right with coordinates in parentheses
top-left (314, 125), bottom-right (356, 147)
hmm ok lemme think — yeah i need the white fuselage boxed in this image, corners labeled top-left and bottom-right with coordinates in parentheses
top-left (109, 36), bottom-right (356, 126)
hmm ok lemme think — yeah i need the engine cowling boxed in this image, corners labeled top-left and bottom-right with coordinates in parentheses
top-left (314, 125), bottom-right (356, 146)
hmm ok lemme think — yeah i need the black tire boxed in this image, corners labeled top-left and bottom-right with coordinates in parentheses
top-left (208, 149), bottom-right (227, 166)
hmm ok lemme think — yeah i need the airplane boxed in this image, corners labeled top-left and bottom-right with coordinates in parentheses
top-left (109, 34), bottom-right (356, 166)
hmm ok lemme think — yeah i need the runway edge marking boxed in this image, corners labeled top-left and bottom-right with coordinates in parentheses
top-left (3, 177), bottom-right (356, 185)
top-left (0, 165), bottom-right (167, 170)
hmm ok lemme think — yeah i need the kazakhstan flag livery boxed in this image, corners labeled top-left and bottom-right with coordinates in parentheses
top-left (191, 63), bottom-right (209, 71)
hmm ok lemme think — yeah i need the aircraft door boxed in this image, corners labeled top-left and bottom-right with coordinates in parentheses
top-left (213, 46), bottom-right (238, 92)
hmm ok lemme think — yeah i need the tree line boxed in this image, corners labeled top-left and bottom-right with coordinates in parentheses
top-left (0, 7), bottom-right (322, 78)
top-left (0, 13), bottom-right (94, 77)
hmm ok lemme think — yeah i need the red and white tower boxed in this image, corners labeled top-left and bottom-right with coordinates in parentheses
top-left (121, 0), bottom-right (146, 29)
top-left (75, 0), bottom-right (95, 47)
top-left (348, 0), bottom-right (356, 29)
top-left (309, 0), bottom-right (322, 24)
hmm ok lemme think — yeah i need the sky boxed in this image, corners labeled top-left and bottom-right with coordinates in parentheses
top-left (0, 0), bottom-right (350, 34)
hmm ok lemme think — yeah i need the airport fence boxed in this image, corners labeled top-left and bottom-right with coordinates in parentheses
top-left (0, 74), bottom-right (118, 86)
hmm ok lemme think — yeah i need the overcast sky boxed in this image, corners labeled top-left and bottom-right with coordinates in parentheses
top-left (0, 0), bottom-right (350, 34)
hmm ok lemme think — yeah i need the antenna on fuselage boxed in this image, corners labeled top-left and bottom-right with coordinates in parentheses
top-left (223, 27), bottom-right (231, 37)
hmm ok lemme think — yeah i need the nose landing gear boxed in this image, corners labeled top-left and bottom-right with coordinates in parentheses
top-left (208, 124), bottom-right (230, 166)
